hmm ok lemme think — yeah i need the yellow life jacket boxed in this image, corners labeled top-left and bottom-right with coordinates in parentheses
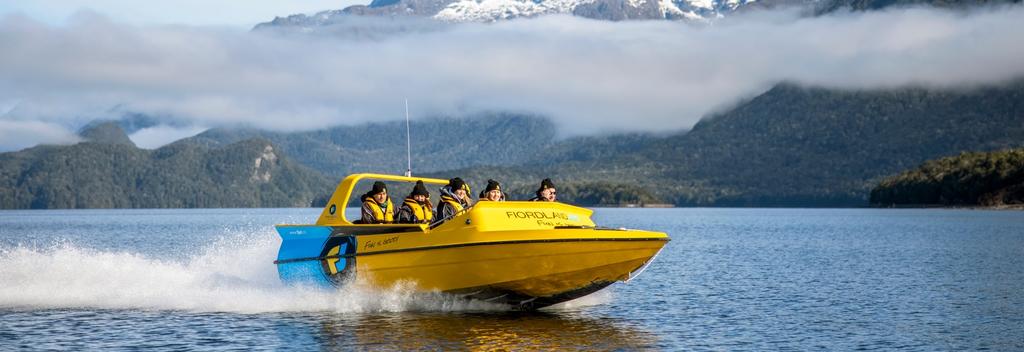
top-left (403, 198), bottom-right (433, 224)
top-left (439, 194), bottom-right (465, 214)
top-left (363, 198), bottom-right (394, 224)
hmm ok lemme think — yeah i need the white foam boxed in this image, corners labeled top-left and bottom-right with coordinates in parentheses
top-left (0, 231), bottom-right (506, 314)
top-left (544, 287), bottom-right (615, 310)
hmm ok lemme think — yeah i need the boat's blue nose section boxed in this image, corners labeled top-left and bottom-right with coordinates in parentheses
top-left (275, 226), bottom-right (334, 287)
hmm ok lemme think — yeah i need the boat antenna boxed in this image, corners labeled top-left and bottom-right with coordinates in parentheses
top-left (404, 98), bottom-right (412, 177)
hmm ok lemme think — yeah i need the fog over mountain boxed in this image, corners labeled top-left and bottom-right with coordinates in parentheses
top-left (2, 5), bottom-right (1024, 151)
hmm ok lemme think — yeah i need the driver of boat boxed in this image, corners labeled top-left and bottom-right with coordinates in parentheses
top-left (437, 177), bottom-right (471, 220)
top-left (530, 178), bottom-right (557, 202)
top-left (397, 180), bottom-right (433, 224)
top-left (478, 179), bottom-right (506, 202)
top-left (360, 181), bottom-right (395, 224)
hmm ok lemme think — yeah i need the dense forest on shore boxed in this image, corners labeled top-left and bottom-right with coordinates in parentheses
top-left (870, 149), bottom-right (1024, 207)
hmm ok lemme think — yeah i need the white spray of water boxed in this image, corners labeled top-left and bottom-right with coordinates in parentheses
top-left (547, 288), bottom-right (615, 310)
top-left (0, 231), bottom-right (511, 313)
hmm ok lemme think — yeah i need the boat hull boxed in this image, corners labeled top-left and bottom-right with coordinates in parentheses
top-left (357, 238), bottom-right (664, 295)
top-left (275, 200), bottom-right (669, 309)
top-left (358, 237), bottom-right (665, 307)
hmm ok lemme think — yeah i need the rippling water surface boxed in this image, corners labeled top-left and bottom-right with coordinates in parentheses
top-left (1, 208), bottom-right (1022, 350)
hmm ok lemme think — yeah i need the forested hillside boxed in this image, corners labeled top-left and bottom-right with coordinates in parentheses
top-left (183, 113), bottom-right (556, 177)
top-left (0, 125), bottom-right (333, 209)
top-left (446, 81), bottom-right (1024, 206)
top-left (653, 81), bottom-right (1024, 205)
top-left (5, 80), bottom-right (1023, 208)
top-left (870, 148), bottom-right (1024, 207)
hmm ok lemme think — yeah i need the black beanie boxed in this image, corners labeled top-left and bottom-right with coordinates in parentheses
top-left (449, 177), bottom-right (467, 192)
top-left (369, 181), bottom-right (387, 196)
top-left (485, 179), bottom-right (501, 193)
top-left (538, 178), bottom-right (555, 192)
top-left (410, 180), bottom-right (429, 197)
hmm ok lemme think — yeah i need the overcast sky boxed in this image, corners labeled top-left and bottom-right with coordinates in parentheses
top-left (1, 4), bottom-right (1023, 151)
top-left (0, 1), bottom-right (359, 28)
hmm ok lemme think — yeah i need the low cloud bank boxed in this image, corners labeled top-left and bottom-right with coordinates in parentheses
top-left (128, 124), bottom-right (208, 149)
top-left (1, 6), bottom-right (1023, 150)
top-left (0, 120), bottom-right (80, 151)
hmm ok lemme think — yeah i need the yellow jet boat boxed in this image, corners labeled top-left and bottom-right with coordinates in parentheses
top-left (274, 173), bottom-right (670, 309)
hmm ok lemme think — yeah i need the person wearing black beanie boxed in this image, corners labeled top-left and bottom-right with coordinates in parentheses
top-left (360, 181), bottom-right (394, 223)
top-left (530, 178), bottom-right (557, 202)
top-left (398, 180), bottom-right (433, 224)
top-left (479, 179), bottom-right (506, 202)
top-left (436, 177), bottom-right (472, 221)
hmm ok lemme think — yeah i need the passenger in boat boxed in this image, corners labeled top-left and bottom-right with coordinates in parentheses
top-left (360, 181), bottom-right (395, 224)
top-left (478, 179), bottom-right (506, 202)
top-left (397, 180), bottom-right (433, 224)
top-left (530, 178), bottom-right (557, 202)
top-left (437, 177), bottom-right (471, 220)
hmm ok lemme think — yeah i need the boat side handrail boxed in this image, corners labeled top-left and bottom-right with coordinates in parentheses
top-left (316, 173), bottom-right (449, 226)
top-left (429, 204), bottom-right (474, 229)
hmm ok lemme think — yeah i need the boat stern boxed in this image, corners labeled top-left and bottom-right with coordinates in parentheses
top-left (274, 225), bottom-right (341, 288)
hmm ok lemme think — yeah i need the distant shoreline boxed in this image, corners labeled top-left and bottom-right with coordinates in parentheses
top-left (871, 204), bottom-right (1024, 210)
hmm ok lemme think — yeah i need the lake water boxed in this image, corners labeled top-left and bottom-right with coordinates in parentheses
top-left (1, 208), bottom-right (1022, 350)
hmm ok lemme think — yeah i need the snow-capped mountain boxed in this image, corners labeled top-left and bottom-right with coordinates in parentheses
top-left (433, 0), bottom-right (763, 22)
top-left (254, 0), bottom-right (1019, 29)
top-left (255, 0), bottom-right (761, 29)
top-left (434, 0), bottom-right (596, 22)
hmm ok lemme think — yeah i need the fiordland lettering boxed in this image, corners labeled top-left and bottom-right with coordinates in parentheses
top-left (505, 211), bottom-right (569, 220)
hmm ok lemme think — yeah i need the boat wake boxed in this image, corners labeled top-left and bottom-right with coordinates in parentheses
top-left (0, 229), bottom-right (611, 314)
top-left (0, 232), bottom-right (501, 314)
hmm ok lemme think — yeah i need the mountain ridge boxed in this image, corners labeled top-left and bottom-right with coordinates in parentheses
top-left (436, 80), bottom-right (1024, 206)
top-left (5, 80), bottom-right (1023, 208)
top-left (253, 0), bottom-right (1020, 28)
top-left (0, 124), bottom-right (333, 209)
top-left (78, 121), bottom-right (136, 147)
top-left (178, 113), bottom-right (557, 177)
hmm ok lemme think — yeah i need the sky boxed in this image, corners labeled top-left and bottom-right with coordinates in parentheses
top-left (1, 3), bottom-right (1024, 151)
top-left (0, 1), bottom-right (361, 28)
